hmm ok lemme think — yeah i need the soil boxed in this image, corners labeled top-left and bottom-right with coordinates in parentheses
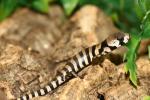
top-left (0, 5), bottom-right (149, 100)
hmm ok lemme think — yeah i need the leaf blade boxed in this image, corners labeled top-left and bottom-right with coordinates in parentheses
top-left (125, 34), bottom-right (141, 86)
top-left (61, 0), bottom-right (79, 15)
top-left (31, 0), bottom-right (50, 13)
top-left (0, 0), bottom-right (18, 21)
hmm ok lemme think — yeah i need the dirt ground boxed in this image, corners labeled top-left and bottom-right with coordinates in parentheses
top-left (0, 5), bottom-right (150, 100)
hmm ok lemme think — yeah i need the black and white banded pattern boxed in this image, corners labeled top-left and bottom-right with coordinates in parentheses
top-left (17, 32), bottom-right (130, 100)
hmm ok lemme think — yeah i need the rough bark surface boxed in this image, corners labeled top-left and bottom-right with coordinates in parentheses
top-left (0, 5), bottom-right (149, 100)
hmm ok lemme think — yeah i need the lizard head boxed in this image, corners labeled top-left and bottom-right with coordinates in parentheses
top-left (107, 32), bottom-right (130, 47)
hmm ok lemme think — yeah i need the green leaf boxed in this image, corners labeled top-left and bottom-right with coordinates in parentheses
top-left (134, 1), bottom-right (144, 19)
top-left (125, 34), bottom-right (141, 86)
top-left (145, 0), bottom-right (150, 11)
top-left (0, 0), bottom-right (18, 21)
top-left (140, 10), bottom-right (150, 38)
top-left (111, 13), bottom-right (119, 23)
top-left (138, 0), bottom-right (147, 12)
top-left (18, 0), bottom-right (31, 6)
top-left (31, 0), bottom-right (50, 13)
top-left (61, 0), bottom-right (79, 16)
top-left (141, 22), bottom-right (150, 38)
top-left (138, 0), bottom-right (150, 12)
top-left (143, 96), bottom-right (150, 100)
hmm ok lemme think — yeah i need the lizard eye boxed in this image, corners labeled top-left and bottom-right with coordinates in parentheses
top-left (117, 34), bottom-right (124, 41)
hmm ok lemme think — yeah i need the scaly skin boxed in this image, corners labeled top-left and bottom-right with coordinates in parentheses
top-left (17, 32), bottom-right (130, 100)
